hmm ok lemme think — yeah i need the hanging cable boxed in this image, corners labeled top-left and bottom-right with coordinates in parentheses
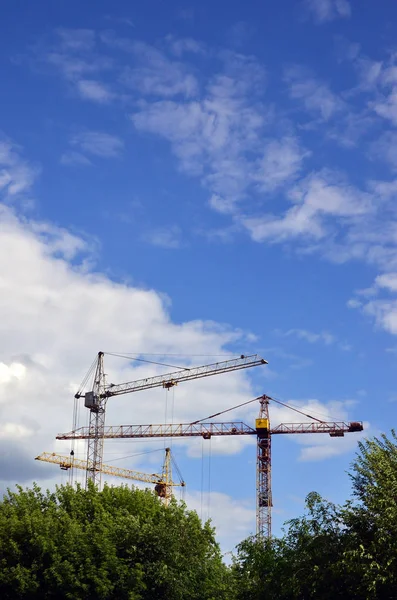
top-left (110, 448), bottom-right (164, 462)
top-left (104, 352), bottom-right (239, 358)
top-left (207, 437), bottom-right (212, 522)
top-left (190, 394), bottom-right (337, 426)
top-left (164, 388), bottom-right (169, 450)
top-left (170, 386), bottom-right (175, 449)
top-left (104, 352), bottom-right (190, 371)
top-left (170, 451), bottom-right (184, 485)
top-left (270, 395), bottom-right (345, 422)
top-left (190, 395), bottom-right (263, 424)
top-left (200, 439), bottom-right (204, 521)
top-left (269, 396), bottom-right (325, 423)
top-left (74, 355), bottom-right (98, 398)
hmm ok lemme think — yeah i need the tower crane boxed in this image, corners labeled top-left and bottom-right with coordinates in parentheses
top-left (74, 352), bottom-right (267, 487)
top-left (35, 448), bottom-right (184, 505)
top-left (58, 395), bottom-right (363, 538)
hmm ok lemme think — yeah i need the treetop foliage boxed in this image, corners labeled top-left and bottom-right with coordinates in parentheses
top-left (1, 430), bottom-right (397, 599)
top-left (0, 482), bottom-right (232, 600)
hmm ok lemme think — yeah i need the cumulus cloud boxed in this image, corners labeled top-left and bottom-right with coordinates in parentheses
top-left (0, 196), bottom-right (264, 492)
top-left (186, 491), bottom-right (256, 552)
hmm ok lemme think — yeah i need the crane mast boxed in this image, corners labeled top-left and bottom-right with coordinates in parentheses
top-left (86, 352), bottom-right (106, 487)
top-left (76, 352), bottom-right (267, 487)
top-left (58, 395), bottom-right (363, 538)
top-left (256, 396), bottom-right (272, 539)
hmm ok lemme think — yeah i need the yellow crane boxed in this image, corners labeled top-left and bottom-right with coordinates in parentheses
top-left (35, 447), bottom-right (185, 505)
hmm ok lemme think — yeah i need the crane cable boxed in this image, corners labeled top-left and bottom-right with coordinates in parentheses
top-left (75, 354), bottom-right (98, 397)
top-left (269, 396), bottom-right (325, 423)
top-left (189, 394), bottom-right (332, 426)
top-left (207, 436), bottom-right (212, 521)
top-left (190, 395), bottom-right (264, 424)
top-left (104, 352), bottom-right (190, 371)
top-left (200, 438), bottom-right (204, 520)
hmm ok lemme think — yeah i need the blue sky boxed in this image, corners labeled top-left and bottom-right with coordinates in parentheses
top-left (1, 0), bottom-right (397, 550)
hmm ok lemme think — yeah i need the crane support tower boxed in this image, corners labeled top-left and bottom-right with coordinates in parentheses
top-left (75, 352), bottom-right (267, 488)
top-left (58, 395), bottom-right (363, 538)
top-left (35, 448), bottom-right (184, 505)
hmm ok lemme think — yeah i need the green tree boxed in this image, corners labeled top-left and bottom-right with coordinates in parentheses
top-left (0, 482), bottom-right (233, 600)
top-left (233, 430), bottom-right (397, 600)
top-left (342, 430), bottom-right (397, 599)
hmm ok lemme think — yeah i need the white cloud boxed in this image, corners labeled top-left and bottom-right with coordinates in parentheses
top-left (186, 435), bottom-right (255, 458)
top-left (77, 79), bottom-right (114, 103)
top-left (242, 170), bottom-right (373, 244)
top-left (0, 362), bottom-right (26, 385)
top-left (130, 56), bottom-right (272, 213)
top-left (373, 90), bottom-right (397, 125)
top-left (0, 164), bottom-right (264, 489)
top-left (165, 35), bottom-right (207, 57)
top-left (43, 29), bottom-right (114, 104)
top-left (282, 329), bottom-right (336, 345)
top-left (349, 273), bottom-right (397, 335)
top-left (355, 58), bottom-right (383, 90)
top-left (100, 33), bottom-right (199, 98)
top-left (56, 28), bottom-right (96, 52)
top-left (375, 272), bottom-right (397, 292)
top-left (304, 0), bottom-right (351, 23)
top-left (372, 132), bottom-right (397, 171)
top-left (143, 226), bottom-right (182, 249)
top-left (285, 66), bottom-right (345, 120)
top-left (363, 299), bottom-right (397, 335)
top-left (185, 491), bottom-right (255, 552)
top-left (0, 140), bottom-right (38, 200)
top-left (254, 137), bottom-right (310, 192)
top-left (60, 152), bottom-right (92, 167)
top-left (0, 423), bottom-right (34, 440)
top-left (70, 131), bottom-right (124, 158)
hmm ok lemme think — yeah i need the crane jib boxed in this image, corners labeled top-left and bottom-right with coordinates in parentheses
top-left (57, 420), bottom-right (363, 440)
top-left (103, 354), bottom-right (267, 398)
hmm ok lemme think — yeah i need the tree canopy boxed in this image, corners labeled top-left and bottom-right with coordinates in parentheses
top-left (0, 482), bottom-right (232, 599)
top-left (232, 430), bottom-right (397, 600)
top-left (2, 430), bottom-right (397, 599)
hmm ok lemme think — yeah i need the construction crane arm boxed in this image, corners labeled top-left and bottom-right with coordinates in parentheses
top-left (269, 421), bottom-right (363, 435)
top-left (57, 420), bottom-right (363, 440)
top-left (77, 354), bottom-right (267, 399)
top-left (34, 452), bottom-right (185, 485)
top-left (57, 421), bottom-right (257, 440)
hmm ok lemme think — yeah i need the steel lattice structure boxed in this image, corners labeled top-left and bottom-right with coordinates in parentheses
top-left (36, 448), bottom-right (184, 505)
top-left (58, 395), bottom-right (363, 538)
top-left (75, 352), bottom-right (267, 488)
